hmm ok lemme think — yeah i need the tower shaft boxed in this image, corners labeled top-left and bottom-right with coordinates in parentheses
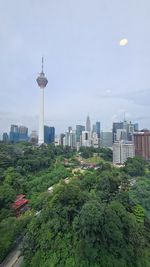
top-left (38, 88), bottom-right (44, 145)
top-left (36, 58), bottom-right (48, 145)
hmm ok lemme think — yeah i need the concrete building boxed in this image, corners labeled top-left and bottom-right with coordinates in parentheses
top-left (92, 124), bottom-right (96, 133)
top-left (9, 124), bottom-right (29, 143)
top-left (113, 141), bottom-right (135, 165)
top-left (44, 126), bottom-right (55, 144)
top-left (76, 125), bottom-right (85, 142)
top-left (29, 131), bottom-right (38, 144)
top-left (9, 124), bottom-right (19, 143)
top-left (36, 57), bottom-right (48, 145)
top-left (63, 129), bottom-right (76, 148)
top-left (96, 121), bottom-right (101, 138)
top-left (92, 121), bottom-right (100, 147)
top-left (101, 132), bottom-right (113, 148)
top-left (59, 133), bottom-right (65, 146)
top-left (112, 122), bottom-right (124, 143)
top-left (19, 126), bottom-right (28, 141)
top-left (81, 131), bottom-right (91, 147)
top-left (55, 136), bottom-right (60, 146)
top-left (112, 121), bottom-right (138, 143)
top-left (133, 131), bottom-right (150, 160)
top-left (92, 132), bottom-right (99, 148)
top-left (116, 129), bottom-right (127, 141)
top-left (2, 132), bottom-right (9, 143)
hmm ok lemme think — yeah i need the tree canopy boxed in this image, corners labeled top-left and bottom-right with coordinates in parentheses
top-left (0, 142), bottom-right (150, 266)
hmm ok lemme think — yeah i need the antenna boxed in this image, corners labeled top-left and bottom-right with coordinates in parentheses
top-left (124, 111), bottom-right (126, 122)
top-left (42, 56), bottom-right (44, 73)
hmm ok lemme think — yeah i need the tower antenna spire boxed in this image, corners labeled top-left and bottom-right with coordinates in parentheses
top-left (124, 111), bottom-right (126, 122)
top-left (42, 56), bottom-right (44, 73)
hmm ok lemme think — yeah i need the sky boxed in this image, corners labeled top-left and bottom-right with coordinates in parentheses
top-left (0, 0), bottom-right (150, 136)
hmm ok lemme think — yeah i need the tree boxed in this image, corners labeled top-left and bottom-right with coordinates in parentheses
top-left (123, 157), bottom-right (146, 177)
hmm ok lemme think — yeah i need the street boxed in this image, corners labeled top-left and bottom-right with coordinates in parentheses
top-left (0, 243), bottom-right (23, 267)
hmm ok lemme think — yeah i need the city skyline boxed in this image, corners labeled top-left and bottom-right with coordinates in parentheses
top-left (1, 116), bottom-right (140, 139)
top-left (1, 1), bottom-right (150, 136)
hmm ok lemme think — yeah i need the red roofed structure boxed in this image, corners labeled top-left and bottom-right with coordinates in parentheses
top-left (16, 194), bottom-right (26, 201)
top-left (12, 194), bottom-right (29, 216)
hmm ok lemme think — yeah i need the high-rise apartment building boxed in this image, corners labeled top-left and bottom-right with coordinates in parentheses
top-left (81, 131), bottom-right (91, 147)
top-left (10, 125), bottom-right (19, 133)
top-left (92, 132), bottom-right (99, 148)
top-left (19, 126), bottom-right (28, 141)
top-left (133, 131), bottom-right (150, 160)
top-left (2, 132), bottom-right (9, 143)
top-left (63, 130), bottom-right (76, 148)
top-left (113, 141), bottom-right (135, 164)
top-left (9, 124), bottom-right (29, 143)
top-left (59, 133), bottom-right (65, 146)
top-left (68, 127), bottom-right (72, 133)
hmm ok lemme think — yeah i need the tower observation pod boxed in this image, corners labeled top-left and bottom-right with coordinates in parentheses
top-left (36, 58), bottom-right (48, 145)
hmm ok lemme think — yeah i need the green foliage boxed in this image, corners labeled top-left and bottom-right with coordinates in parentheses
top-left (22, 168), bottom-right (150, 267)
top-left (79, 147), bottom-right (93, 158)
top-left (133, 204), bottom-right (145, 224)
top-left (0, 184), bottom-right (16, 209)
top-left (0, 212), bottom-right (31, 262)
top-left (0, 143), bottom-right (150, 266)
top-left (129, 176), bottom-right (150, 218)
top-left (123, 157), bottom-right (146, 177)
top-left (0, 143), bottom-right (75, 263)
top-left (79, 147), bottom-right (113, 161)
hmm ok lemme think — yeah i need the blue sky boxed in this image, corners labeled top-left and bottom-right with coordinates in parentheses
top-left (0, 0), bottom-right (150, 135)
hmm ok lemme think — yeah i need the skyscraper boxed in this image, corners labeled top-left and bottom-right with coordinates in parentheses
top-left (44, 126), bottom-right (55, 144)
top-left (76, 125), bottom-right (85, 143)
top-left (112, 121), bottom-right (138, 143)
top-left (2, 132), bottom-right (9, 143)
top-left (112, 122), bottom-right (124, 143)
top-left (133, 131), bottom-right (150, 160)
top-left (96, 121), bottom-right (101, 138)
top-left (63, 129), bottom-right (76, 148)
top-left (60, 133), bottom-right (65, 146)
top-left (86, 115), bottom-right (91, 132)
top-left (81, 131), bottom-right (91, 147)
top-left (19, 126), bottom-right (28, 141)
top-left (10, 124), bottom-right (19, 133)
top-left (92, 124), bottom-right (96, 133)
top-left (101, 131), bottom-right (113, 148)
top-left (9, 124), bottom-right (19, 143)
top-left (36, 58), bottom-right (48, 145)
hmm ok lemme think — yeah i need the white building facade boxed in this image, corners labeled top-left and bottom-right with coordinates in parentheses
top-left (113, 141), bottom-right (135, 165)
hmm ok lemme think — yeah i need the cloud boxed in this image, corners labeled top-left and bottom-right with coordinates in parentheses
top-left (95, 88), bottom-right (150, 107)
